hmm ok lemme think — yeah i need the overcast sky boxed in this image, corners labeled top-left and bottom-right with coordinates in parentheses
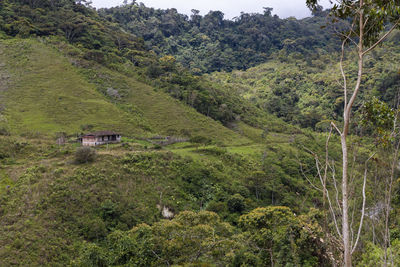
top-left (91, 0), bottom-right (332, 19)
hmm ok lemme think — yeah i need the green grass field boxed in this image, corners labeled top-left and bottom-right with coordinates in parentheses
top-left (0, 38), bottom-right (251, 146)
top-left (0, 39), bottom-right (147, 136)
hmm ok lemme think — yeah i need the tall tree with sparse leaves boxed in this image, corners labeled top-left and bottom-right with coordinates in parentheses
top-left (305, 1), bottom-right (400, 266)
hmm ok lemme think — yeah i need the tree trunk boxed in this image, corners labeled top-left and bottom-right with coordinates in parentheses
top-left (341, 133), bottom-right (351, 267)
top-left (340, 4), bottom-right (364, 265)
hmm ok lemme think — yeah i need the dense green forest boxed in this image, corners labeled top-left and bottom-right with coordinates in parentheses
top-left (99, 2), bottom-right (339, 73)
top-left (207, 37), bottom-right (400, 129)
top-left (0, 0), bottom-right (400, 266)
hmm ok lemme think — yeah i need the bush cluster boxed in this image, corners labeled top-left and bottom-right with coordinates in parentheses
top-left (75, 147), bottom-right (96, 164)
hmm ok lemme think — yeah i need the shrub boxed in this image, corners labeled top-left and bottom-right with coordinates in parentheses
top-left (81, 217), bottom-right (107, 241)
top-left (153, 144), bottom-right (162, 150)
top-left (227, 194), bottom-right (246, 213)
top-left (0, 126), bottom-right (10, 136)
top-left (75, 147), bottom-right (96, 164)
top-left (190, 135), bottom-right (212, 146)
top-left (206, 201), bottom-right (227, 213)
top-left (0, 152), bottom-right (9, 159)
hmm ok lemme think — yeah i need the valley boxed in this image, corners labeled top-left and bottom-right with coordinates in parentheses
top-left (1, 0), bottom-right (400, 266)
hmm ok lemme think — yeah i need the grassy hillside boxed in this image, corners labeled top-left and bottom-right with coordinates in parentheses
top-left (0, 39), bottom-right (143, 136)
top-left (74, 56), bottom-right (251, 145)
top-left (0, 38), bottom-right (339, 266)
top-left (0, 38), bottom-right (250, 145)
top-left (0, 128), bottom-right (332, 265)
top-left (0, 0), bottom-right (276, 129)
top-left (1, 1), bottom-right (399, 265)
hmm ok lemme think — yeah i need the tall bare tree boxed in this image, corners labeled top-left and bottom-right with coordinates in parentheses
top-left (305, 1), bottom-right (400, 266)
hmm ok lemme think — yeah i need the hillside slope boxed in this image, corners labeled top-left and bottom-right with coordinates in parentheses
top-left (208, 38), bottom-right (400, 129)
top-left (0, 38), bottom-right (249, 144)
top-left (0, 39), bottom-right (143, 136)
top-left (0, 39), bottom-right (329, 263)
top-left (0, 2), bottom-right (396, 264)
top-left (0, 37), bottom-right (338, 267)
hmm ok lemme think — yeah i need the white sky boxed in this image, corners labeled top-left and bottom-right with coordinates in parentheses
top-left (91, 0), bottom-right (332, 19)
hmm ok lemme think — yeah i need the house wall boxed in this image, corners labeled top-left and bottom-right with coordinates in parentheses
top-left (82, 135), bottom-right (121, 146)
top-left (82, 136), bottom-right (96, 146)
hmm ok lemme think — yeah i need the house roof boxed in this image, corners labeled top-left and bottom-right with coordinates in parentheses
top-left (82, 131), bottom-right (120, 137)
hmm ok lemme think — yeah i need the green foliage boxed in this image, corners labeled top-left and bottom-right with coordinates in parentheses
top-left (360, 97), bottom-right (395, 131)
top-left (80, 217), bottom-right (107, 241)
top-left (0, 0), bottom-right (141, 53)
top-left (0, 37), bottom-right (252, 144)
top-left (307, 0), bottom-right (400, 47)
top-left (99, 3), bottom-right (338, 73)
top-left (0, 129), bottom-right (339, 266)
top-left (1, 1), bottom-right (398, 266)
top-left (0, 0), bottom-right (289, 128)
top-left (75, 147), bottom-right (96, 163)
top-left (359, 97), bottom-right (397, 146)
top-left (76, 211), bottom-right (239, 266)
top-left (356, 240), bottom-right (400, 267)
top-left (74, 243), bottom-right (108, 267)
top-left (190, 135), bottom-right (212, 146)
top-left (76, 209), bottom-right (331, 266)
top-left (228, 193), bottom-right (246, 213)
top-left (76, 207), bottom-right (333, 266)
top-left (0, 39), bottom-right (146, 136)
top-left (208, 42), bottom-right (400, 129)
top-left (238, 206), bottom-right (329, 266)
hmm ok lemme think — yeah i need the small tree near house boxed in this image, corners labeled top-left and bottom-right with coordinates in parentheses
top-left (75, 147), bottom-right (96, 164)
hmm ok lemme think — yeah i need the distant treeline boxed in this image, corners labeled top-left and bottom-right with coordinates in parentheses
top-left (99, 2), bottom-right (339, 73)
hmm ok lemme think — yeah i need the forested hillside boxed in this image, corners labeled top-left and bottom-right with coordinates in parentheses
top-left (0, 0), bottom-right (400, 266)
top-left (208, 36), bottom-right (400, 129)
top-left (0, 0), bottom-right (278, 128)
top-left (0, 36), bottom-right (334, 265)
top-left (99, 2), bottom-right (339, 73)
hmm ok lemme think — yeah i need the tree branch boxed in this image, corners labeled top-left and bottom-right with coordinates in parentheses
top-left (363, 20), bottom-right (400, 55)
top-left (315, 157), bottom-right (342, 238)
top-left (331, 121), bottom-right (342, 135)
top-left (352, 153), bottom-right (375, 254)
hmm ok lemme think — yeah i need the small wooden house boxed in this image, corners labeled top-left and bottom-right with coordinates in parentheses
top-left (80, 131), bottom-right (121, 146)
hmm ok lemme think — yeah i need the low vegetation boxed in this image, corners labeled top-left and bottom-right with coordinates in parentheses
top-left (1, 0), bottom-right (400, 266)
top-left (75, 147), bottom-right (96, 164)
